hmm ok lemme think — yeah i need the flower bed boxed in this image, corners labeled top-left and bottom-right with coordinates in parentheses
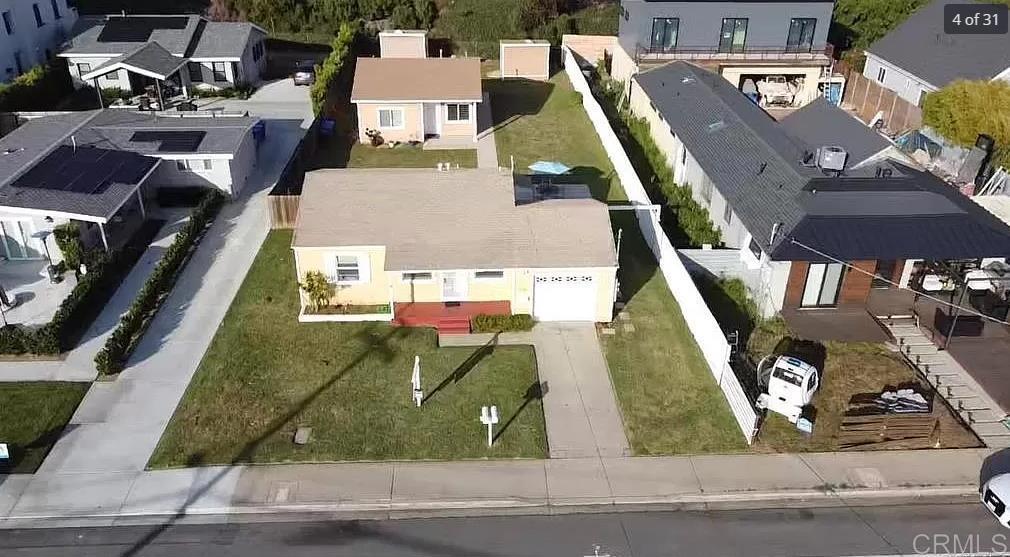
top-left (298, 303), bottom-right (393, 323)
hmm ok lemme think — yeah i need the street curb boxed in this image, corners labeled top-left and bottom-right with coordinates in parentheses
top-left (0, 485), bottom-right (980, 528)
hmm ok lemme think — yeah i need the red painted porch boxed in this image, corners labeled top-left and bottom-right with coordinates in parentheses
top-left (392, 301), bottom-right (511, 334)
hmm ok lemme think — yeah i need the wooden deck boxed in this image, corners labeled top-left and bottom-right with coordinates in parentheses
top-left (392, 301), bottom-right (511, 334)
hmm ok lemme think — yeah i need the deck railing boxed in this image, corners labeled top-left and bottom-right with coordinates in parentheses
top-left (636, 43), bottom-right (833, 63)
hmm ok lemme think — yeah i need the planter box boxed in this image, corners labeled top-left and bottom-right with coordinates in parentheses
top-left (437, 331), bottom-right (534, 347)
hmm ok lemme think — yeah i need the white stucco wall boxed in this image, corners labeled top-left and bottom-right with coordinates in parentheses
top-left (0, 0), bottom-right (77, 83)
top-left (862, 53), bottom-right (937, 106)
top-left (227, 131), bottom-right (257, 197)
top-left (149, 155), bottom-right (237, 195)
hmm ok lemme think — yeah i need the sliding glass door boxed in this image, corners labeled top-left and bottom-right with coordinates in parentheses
top-left (719, 18), bottom-right (748, 53)
top-left (801, 262), bottom-right (845, 308)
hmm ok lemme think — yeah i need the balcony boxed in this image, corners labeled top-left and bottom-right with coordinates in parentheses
top-left (635, 43), bottom-right (834, 65)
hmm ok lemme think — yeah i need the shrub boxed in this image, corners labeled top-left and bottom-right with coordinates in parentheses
top-left (0, 61), bottom-right (73, 111)
top-left (299, 270), bottom-right (332, 311)
top-left (310, 23), bottom-right (357, 117)
top-left (95, 191), bottom-right (225, 375)
top-left (52, 223), bottom-right (83, 270)
top-left (471, 313), bottom-right (535, 333)
top-left (922, 79), bottom-right (1010, 168)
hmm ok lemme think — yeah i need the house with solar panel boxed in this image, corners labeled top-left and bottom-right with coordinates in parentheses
top-left (627, 61), bottom-right (1010, 342)
top-left (57, 14), bottom-right (267, 102)
top-left (0, 109), bottom-right (260, 269)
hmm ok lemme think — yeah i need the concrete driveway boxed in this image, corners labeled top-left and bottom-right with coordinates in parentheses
top-left (194, 78), bottom-right (313, 121)
top-left (533, 323), bottom-right (631, 458)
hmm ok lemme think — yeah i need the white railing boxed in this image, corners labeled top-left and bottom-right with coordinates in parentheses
top-left (564, 47), bottom-right (759, 443)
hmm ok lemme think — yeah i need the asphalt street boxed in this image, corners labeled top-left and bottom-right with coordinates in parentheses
top-left (1, 504), bottom-right (1007, 557)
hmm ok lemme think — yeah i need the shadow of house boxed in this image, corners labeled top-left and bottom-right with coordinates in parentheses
top-left (484, 78), bottom-right (554, 132)
top-left (609, 211), bottom-right (656, 309)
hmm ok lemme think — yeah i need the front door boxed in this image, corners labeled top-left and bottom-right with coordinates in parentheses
top-left (441, 271), bottom-right (467, 301)
top-left (0, 219), bottom-right (42, 260)
top-left (423, 103), bottom-right (439, 138)
top-left (800, 262), bottom-right (845, 308)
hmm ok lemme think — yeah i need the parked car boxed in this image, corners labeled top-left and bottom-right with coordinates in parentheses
top-left (293, 61), bottom-right (316, 86)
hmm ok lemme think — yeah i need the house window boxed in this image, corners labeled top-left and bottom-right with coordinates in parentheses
top-left (719, 18), bottom-right (748, 53)
top-left (402, 272), bottom-right (433, 282)
top-left (211, 62), bottom-right (227, 82)
top-left (13, 51), bottom-right (23, 76)
top-left (334, 255), bottom-right (361, 283)
top-left (33, 4), bottom-right (43, 27)
top-left (786, 18), bottom-right (816, 53)
top-left (175, 159), bottom-right (212, 171)
top-left (650, 17), bottom-right (679, 51)
top-left (50, 0), bottom-right (60, 19)
top-left (377, 107), bottom-right (404, 129)
top-left (106, 70), bottom-right (119, 81)
top-left (699, 177), bottom-right (713, 204)
top-left (722, 202), bottom-right (733, 225)
top-left (3, 11), bottom-right (14, 35)
top-left (188, 62), bottom-right (203, 83)
top-left (876, 66), bottom-right (887, 83)
top-left (748, 236), bottom-right (763, 261)
top-left (77, 62), bottom-right (91, 77)
top-left (800, 262), bottom-right (845, 307)
top-left (917, 89), bottom-right (929, 108)
top-left (446, 103), bottom-right (470, 122)
top-left (680, 145), bottom-right (687, 166)
top-left (252, 41), bottom-right (264, 62)
top-left (474, 270), bottom-right (504, 280)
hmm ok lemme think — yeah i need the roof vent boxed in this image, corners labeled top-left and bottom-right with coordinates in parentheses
top-left (707, 120), bottom-right (726, 133)
top-left (681, 76), bottom-right (695, 84)
top-left (2, 147), bottom-right (23, 155)
top-left (815, 146), bottom-right (847, 172)
top-left (524, 39), bottom-right (533, 43)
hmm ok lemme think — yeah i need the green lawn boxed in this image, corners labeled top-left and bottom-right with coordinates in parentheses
top-left (488, 74), bottom-right (624, 202)
top-left (346, 143), bottom-right (476, 168)
top-left (0, 382), bottom-right (88, 473)
top-left (602, 214), bottom-right (748, 455)
top-left (149, 231), bottom-right (545, 467)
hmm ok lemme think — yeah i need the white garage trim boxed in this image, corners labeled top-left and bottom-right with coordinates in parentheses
top-left (533, 272), bottom-right (597, 321)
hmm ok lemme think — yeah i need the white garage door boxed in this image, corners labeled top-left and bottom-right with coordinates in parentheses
top-left (533, 274), bottom-right (597, 321)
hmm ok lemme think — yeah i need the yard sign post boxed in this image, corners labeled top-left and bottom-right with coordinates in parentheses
top-left (480, 405), bottom-right (499, 447)
top-left (411, 355), bottom-right (423, 407)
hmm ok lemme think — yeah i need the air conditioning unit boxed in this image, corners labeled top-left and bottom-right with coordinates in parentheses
top-left (816, 146), bottom-right (847, 172)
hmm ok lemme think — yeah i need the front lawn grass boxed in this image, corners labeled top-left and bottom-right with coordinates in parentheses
top-left (601, 214), bottom-right (748, 455)
top-left (0, 382), bottom-right (88, 473)
top-left (346, 143), bottom-right (477, 169)
top-left (488, 73), bottom-right (623, 202)
top-left (747, 320), bottom-right (981, 452)
top-left (149, 231), bottom-right (545, 467)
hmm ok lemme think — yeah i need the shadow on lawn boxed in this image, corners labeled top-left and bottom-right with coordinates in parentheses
top-left (485, 78), bottom-right (554, 135)
top-left (118, 325), bottom-right (405, 557)
top-left (423, 333), bottom-right (499, 403)
top-left (610, 212), bottom-right (656, 308)
top-left (494, 381), bottom-right (547, 443)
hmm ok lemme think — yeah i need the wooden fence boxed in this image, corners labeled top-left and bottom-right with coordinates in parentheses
top-left (842, 70), bottom-right (922, 134)
top-left (268, 195), bottom-right (300, 229)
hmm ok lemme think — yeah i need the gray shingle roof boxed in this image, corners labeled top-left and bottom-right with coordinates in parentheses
top-left (62, 15), bottom-right (202, 57)
top-left (866, 0), bottom-right (1010, 87)
top-left (780, 97), bottom-right (892, 168)
top-left (73, 110), bottom-right (260, 155)
top-left (190, 21), bottom-right (263, 59)
top-left (293, 168), bottom-right (617, 271)
top-left (635, 61), bottom-right (1010, 262)
top-left (83, 42), bottom-right (186, 80)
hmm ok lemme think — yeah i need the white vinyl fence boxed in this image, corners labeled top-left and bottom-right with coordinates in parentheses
top-left (563, 47), bottom-right (759, 443)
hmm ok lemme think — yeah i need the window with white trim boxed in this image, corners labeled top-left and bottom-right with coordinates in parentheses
top-left (77, 62), bottom-right (91, 76)
top-left (328, 255), bottom-right (364, 284)
top-left (106, 70), bottom-right (119, 81)
top-left (32, 4), bottom-right (44, 27)
top-left (212, 62), bottom-right (227, 82)
top-left (722, 202), bottom-right (732, 225)
top-left (474, 270), bottom-right (504, 280)
top-left (176, 159), bottom-right (213, 171)
top-left (876, 66), bottom-right (886, 83)
top-left (446, 103), bottom-right (470, 122)
top-left (748, 236), bottom-right (763, 261)
top-left (377, 107), bottom-right (404, 129)
top-left (402, 272), bottom-right (432, 282)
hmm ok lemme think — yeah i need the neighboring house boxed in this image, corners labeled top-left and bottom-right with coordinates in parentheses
top-left (499, 39), bottom-right (550, 81)
top-left (863, 0), bottom-right (1010, 106)
top-left (291, 168), bottom-right (618, 327)
top-left (628, 62), bottom-right (1010, 335)
top-left (0, 0), bottom-right (77, 82)
top-left (58, 14), bottom-right (267, 95)
top-left (0, 108), bottom-right (260, 262)
top-left (612, 0), bottom-right (835, 106)
top-left (378, 29), bottom-right (427, 58)
top-left (350, 56), bottom-right (482, 147)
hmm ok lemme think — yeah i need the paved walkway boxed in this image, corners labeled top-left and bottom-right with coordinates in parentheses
top-left (476, 91), bottom-right (499, 169)
top-left (534, 323), bottom-right (630, 458)
top-left (0, 448), bottom-right (989, 525)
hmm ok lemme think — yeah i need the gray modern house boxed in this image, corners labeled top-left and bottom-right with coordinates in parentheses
top-left (612, 0), bottom-right (837, 107)
top-left (58, 14), bottom-right (267, 97)
top-left (863, 0), bottom-right (1010, 106)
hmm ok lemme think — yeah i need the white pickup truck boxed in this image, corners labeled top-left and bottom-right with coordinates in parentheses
top-left (757, 75), bottom-right (797, 106)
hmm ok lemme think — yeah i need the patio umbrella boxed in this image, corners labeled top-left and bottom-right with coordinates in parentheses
top-left (527, 161), bottom-right (572, 175)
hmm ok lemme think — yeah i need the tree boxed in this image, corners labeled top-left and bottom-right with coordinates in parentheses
top-left (390, 3), bottom-right (420, 29)
top-left (515, 0), bottom-right (554, 34)
top-left (922, 79), bottom-right (1010, 167)
top-left (205, 0), bottom-right (245, 22)
top-left (829, 0), bottom-right (929, 67)
top-left (300, 271), bottom-right (332, 311)
top-left (413, 0), bottom-right (437, 29)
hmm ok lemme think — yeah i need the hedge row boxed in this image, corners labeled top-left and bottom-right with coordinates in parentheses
top-left (310, 23), bottom-right (357, 117)
top-left (0, 221), bottom-right (163, 356)
top-left (94, 191), bottom-right (225, 376)
top-left (0, 60), bottom-right (72, 111)
top-left (471, 313), bottom-right (535, 333)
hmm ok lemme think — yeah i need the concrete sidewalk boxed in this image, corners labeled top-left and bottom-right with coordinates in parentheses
top-left (534, 323), bottom-right (630, 458)
top-left (476, 92), bottom-right (498, 169)
top-left (0, 449), bottom-right (987, 527)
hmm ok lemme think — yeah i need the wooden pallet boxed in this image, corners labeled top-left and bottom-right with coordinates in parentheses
top-left (837, 414), bottom-right (940, 450)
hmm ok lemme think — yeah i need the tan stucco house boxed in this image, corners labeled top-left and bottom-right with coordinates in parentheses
top-left (350, 57), bottom-right (482, 147)
top-left (291, 168), bottom-right (618, 330)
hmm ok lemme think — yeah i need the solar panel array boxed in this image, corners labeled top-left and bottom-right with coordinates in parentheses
top-left (129, 130), bottom-right (206, 153)
top-left (13, 145), bottom-right (157, 195)
top-left (97, 16), bottom-right (189, 43)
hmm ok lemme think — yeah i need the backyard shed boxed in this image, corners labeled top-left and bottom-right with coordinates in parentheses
top-left (379, 30), bottom-right (428, 59)
top-left (499, 40), bottom-right (550, 81)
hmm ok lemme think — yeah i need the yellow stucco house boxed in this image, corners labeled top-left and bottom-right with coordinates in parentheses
top-left (291, 168), bottom-right (619, 331)
top-left (350, 56), bottom-right (482, 149)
